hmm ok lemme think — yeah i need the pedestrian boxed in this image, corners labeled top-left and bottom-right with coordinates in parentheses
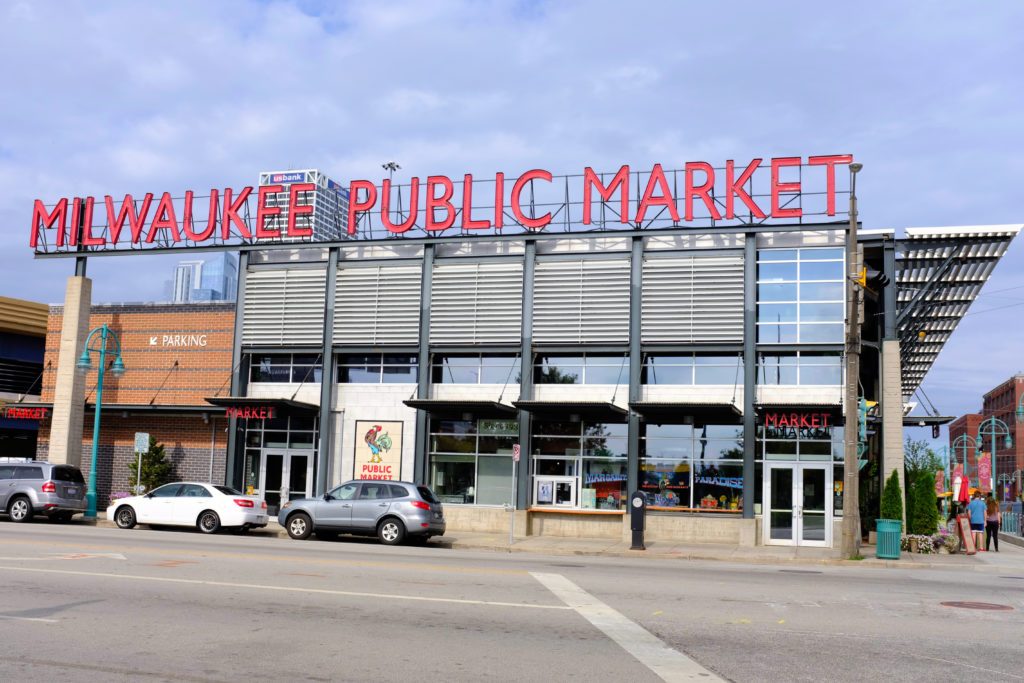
top-left (967, 491), bottom-right (987, 550)
top-left (985, 494), bottom-right (1001, 552)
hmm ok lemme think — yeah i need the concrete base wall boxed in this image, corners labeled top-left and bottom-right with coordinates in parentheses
top-left (444, 507), bottom-right (758, 546)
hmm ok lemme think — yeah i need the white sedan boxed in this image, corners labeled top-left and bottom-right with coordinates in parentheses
top-left (106, 482), bottom-right (268, 534)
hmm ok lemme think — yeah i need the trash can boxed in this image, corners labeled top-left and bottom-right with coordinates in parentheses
top-left (875, 519), bottom-right (902, 560)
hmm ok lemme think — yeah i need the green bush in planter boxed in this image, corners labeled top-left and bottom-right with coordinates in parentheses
top-left (880, 469), bottom-right (903, 525)
top-left (909, 470), bottom-right (939, 535)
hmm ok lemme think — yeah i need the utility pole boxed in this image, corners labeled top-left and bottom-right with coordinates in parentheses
top-left (841, 162), bottom-right (863, 558)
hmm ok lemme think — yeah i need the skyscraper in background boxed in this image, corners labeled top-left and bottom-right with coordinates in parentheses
top-left (257, 168), bottom-right (350, 242)
top-left (168, 253), bottom-right (238, 302)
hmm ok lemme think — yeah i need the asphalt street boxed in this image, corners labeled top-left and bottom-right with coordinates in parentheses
top-left (0, 521), bottom-right (1022, 682)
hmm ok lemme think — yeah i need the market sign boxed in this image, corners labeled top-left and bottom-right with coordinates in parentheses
top-left (3, 405), bottom-right (49, 420)
top-left (763, 411), bottom-right (833, 439)
top-left (223, 405), bottom-right (276, 420)
top-left (30, 156), bottom-right (854, 255)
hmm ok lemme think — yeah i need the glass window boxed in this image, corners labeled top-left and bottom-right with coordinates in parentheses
top-left (757, 247), bottom-right (845, 344)
top-left (390, 485), bottom-right (410, 498)
top-left (339, 353), bottom-right (417, 384)
top-left (643, 356), bottom-right (693, 385)
top-left (640, 423), bottom-right (742, 513)
top-left (150, 484), bottom-right (183, 498)
top-left (694, 356), bottom-right (740, 384)
top-left (328, 482), bottom-right (358, 500)
top-left (250, 354), bottom-right (323, 383)
top-left (432, 355), bottom-right (518, 384)
top-left (428, 418), bottom-right (517, 506)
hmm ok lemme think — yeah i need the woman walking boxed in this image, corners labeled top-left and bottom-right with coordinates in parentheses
top-left (985, 494), bottom-right (1001, 552)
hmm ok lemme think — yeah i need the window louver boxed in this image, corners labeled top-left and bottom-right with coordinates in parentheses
top-left (430, 262), bottom-right (524, 344)
top-left (642, 254), bottom-right (744, 343)
top-left (243, 268), bottom-right (327, 345)
top-left (533, 259), bottom-right (630, 343)
top-left (334, 265), bottom-right (422, 344)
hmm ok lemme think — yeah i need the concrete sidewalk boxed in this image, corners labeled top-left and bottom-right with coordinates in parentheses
top-left (93, 515), bottom-right (1024, 571)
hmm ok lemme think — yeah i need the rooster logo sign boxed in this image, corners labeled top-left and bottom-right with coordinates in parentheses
top-left (364, 425), bottom-right (393, 463)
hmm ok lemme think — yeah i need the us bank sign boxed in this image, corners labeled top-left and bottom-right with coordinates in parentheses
top-left (30, 155), bottom-right (855, 256)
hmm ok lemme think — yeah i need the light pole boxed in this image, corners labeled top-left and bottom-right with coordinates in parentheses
top-left (997, 473), bottom-right (1013, 501)
top-left (952, 433), bottom-right (980, 488)
top-left (841, 162), bottom-right (863, 558)
top-left (976, 416), bottom-right (1012, 496)
top-left (76, 323), bottom-right (126, 519)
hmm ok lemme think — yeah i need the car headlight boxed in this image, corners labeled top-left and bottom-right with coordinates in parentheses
top-left (281, 502), bottom-right (291, 510)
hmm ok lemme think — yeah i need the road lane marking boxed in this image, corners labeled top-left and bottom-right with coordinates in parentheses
top-left (531, 572), bottom-right (723, 682)
top-left (0, 539), bottom-right (525, 575)
top-left (0, 565), bottom-right (570, 611)
top-left (0, 615), bottom-right (58, 623)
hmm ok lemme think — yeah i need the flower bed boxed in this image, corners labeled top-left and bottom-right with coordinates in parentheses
top-left (900, 529), bottom-right (959, 554)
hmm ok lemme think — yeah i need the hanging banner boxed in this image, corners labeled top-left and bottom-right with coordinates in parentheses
top-left (354, 420), bottom-right (403, 481)
top-left (935, 470), bottom-right (945, 495)
top-left (977, 452), bottom-right (992, 492)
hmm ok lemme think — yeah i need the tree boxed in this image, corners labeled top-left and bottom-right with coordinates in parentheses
top-left (904, 437), bottom-right (942, 482)
top-left (909, 470), bottom-right (939, 535)
top-left (127, 437), bottom-right (173, 493)
top-left (880, 469), bottom-right (903, 523)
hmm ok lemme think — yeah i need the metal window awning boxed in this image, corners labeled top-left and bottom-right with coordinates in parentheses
top-left (896, 224), bottom-right (1022, 399)
top-left (402, 399), bottom-right (516, 417)
top-left (902, 414), bottom-right (956, 427)
top-left (629, 401), bottom-right (741, 423)
top-left (204, 397), bottom-right (319, 412)
top-left (513, 400), bottom-right (628, 422)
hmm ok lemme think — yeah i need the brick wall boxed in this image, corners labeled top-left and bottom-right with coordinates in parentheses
top-left (36, 302), bottom-right (235, 504)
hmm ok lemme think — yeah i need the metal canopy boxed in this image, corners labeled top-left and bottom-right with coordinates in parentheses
top-left (895, 224), bottom-right (1022, 399)
top-left (402, 399), bottom-right (516, 417)
top-left (204, 397), bottom-right (319, 411)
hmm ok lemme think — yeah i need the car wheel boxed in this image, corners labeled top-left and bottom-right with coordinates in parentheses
top-left (197, 511), bottom-right (221, 534)
top-left (114, 506), bottom-right (136, 529)
top-left (286, 512), bottom-right (313, 540)
top-left (9, 496), bottom-right (33, 523)
top-left (377, 517), bottom-right (406, 545)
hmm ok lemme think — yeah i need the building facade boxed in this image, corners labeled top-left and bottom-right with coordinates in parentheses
top-left (0, 296), bottom-right (48, 459)
top-left (32, 302), bottom-right (234, 505)
top-left (950, 374), bottom-right (1024, 499)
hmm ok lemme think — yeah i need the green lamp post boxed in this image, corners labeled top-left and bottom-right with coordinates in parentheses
top-left (976, 416), bottom-right (1012, 496)
top-left (76, 323), bottom-right (126, 519)
top-left (951, 433), bottom-right (980, 493)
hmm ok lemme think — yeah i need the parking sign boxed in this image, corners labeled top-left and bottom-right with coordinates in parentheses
top-left (134, 432), bottom-right (149, 453)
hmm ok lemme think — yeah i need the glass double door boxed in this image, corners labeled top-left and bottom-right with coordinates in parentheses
top-left (260, 449), bottom-right (314, 515)
top-left (765, 463), bottom-right (831, 547)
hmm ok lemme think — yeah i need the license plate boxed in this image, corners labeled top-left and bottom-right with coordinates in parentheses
top-left (433, 513), bottom-right (441, 520)
top-left (67, 487), bottom-right (78, 495)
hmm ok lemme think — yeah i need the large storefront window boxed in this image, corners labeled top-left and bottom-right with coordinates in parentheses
top-left (534, 354), bottom-right (628, 385)
top-left (641, 424), bottom-right (744, 512)
top-left (432, 354), bottom-right (520, 384)
top-left (428, 419), bottom-right (517, 505)
top-left (532, 419), bottom-right (627, 509)
top-left (643, 354), bottom-right (742, 385)
top-left (337, 353), bottom-right (417, 383)
top-left (757, 352), bottom-right (842, 385)
top-left (250, 354), bottom-right (323, 383)
top-left (757, 248), bottom-right (844, 344)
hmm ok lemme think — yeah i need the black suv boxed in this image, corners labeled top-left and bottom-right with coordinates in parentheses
top-left (0, 460), bottom-right (87, 522)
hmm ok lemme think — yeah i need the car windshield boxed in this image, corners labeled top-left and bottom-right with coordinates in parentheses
top-left (213, 485), bottom-right (242, 495)
top-left (417, 486), bottom-right (439, 504)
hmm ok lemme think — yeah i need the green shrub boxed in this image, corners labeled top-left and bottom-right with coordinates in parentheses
top-left (909, 470), bottom-right (939, 535)
top-left (880, 469), bottom-right (903, 523)
top-left (126, 437), bottom-right (173, 493)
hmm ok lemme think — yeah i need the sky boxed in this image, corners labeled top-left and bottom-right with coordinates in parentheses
top-left (2, 0), bottom-right (1023, 438)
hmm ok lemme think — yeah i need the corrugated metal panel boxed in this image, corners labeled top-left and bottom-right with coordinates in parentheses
top-left (430, 262), bottom-right (524, 344)
top-left (533, 259), bottom-right (630, 343)
top-left (243, 268), bottom-right (327, 345)
top-left (642, 254), bottom-right (744, 343)
top-left (334, 264), bottom-right (422, 344)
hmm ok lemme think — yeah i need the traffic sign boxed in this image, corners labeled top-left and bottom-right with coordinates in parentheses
top-left (512, 444), bottom-right (520, 462)
top-left (134, 432), bottom-right (150, 453)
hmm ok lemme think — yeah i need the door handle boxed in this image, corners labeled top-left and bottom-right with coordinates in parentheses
top-left (378, 503), bottom-right (387, 507)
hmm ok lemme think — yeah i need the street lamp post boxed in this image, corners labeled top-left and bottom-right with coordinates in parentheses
top-left (997, 473), bottom-right (1013, 501)
top-left (951, 433), bottom-right (980, 496)
top-left (841, 162), bottom-right (863, 558)
top-left (976, 416), bottom-right (1012, 496)
top-left (76, 323), bottom-right (126, 519)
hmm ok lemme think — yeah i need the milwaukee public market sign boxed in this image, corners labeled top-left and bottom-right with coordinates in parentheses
top-left (30, 155), bottom-right (854, 255)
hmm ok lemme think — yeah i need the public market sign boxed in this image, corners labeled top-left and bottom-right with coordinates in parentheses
top-left (30, 155), bottom-right (854, 255)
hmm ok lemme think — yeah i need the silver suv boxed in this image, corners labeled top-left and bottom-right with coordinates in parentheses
top-left (0, 460), bottom-right (87, 522)
top-left (278, 480), bottom-right (446, 545)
